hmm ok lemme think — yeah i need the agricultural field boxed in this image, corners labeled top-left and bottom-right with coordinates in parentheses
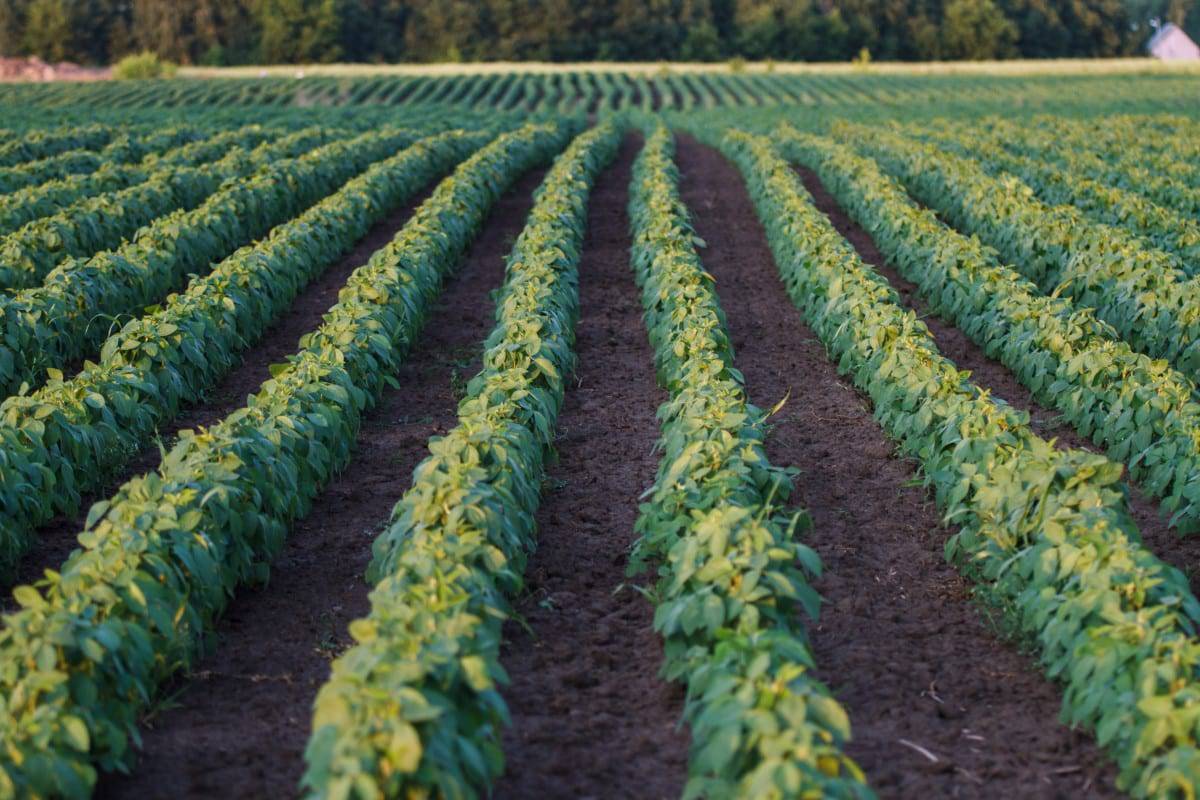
top-left (0, 66), bottom-right (1197, 799)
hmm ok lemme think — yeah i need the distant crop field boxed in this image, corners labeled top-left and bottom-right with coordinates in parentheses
top-left (0, 66), bottom-right (1196, 799)
top-left (2, 64), bottom-right (1197, 119)
top-left (177, 57), bottom-right (1200, 76)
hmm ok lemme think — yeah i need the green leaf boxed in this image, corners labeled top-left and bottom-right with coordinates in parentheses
top-left (61, 716), bottom-right (90, 752)
top-left (385, 723), bottom-right (422, 774)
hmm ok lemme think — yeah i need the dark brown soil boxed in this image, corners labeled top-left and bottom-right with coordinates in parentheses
top-left (586, 81), bottom-right (602, 115)
top-left (492, 137), bottom-right (689, 800)
top-left (674, 133), bottom-right (1121, 799)
top-left (94, 168), bottom-right (547, 799)
top-left (627, 77), bottom-right (644, 109)
top-left (646, 79), bottom-right (664, 111)
top-left (679, 78), bottom-right (702, 109)
top-left (793, 167), bottom-right (1200, 595)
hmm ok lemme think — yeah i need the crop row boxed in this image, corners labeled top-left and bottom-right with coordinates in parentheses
top-left (776, 125), bottom-right (1200, 533)
top-left (0, 128), bottom-right (343, 402)
top-left (0, 125), bottom-right (365, 401)
top-left (914, 120), bottom-right (1200, 275)
top-left (0, 123), bottom-right (116, 169)
top-left (0, 126), bottom-right (335, 290)
top-left (843, 125), bottom-right (1200, 383)
top-left (627, 122), bottom-right (870, 799)
top-left (964, 116), bottom-right (1200, 218)
top-left (0, 121), bottom-right (566, 798)
top-left (0, 125), bottom-right (205, 195)
top-left (304, 120), bottom-right (614, 799)
top-left (961, 115), bottom-right (1200, 229)
top-left (4, 73), bottom-right (1197, 121)
top-left (725, 128), bottom-right (1200, 796)
top-left (0, 126), bottom-right (450, 575)
top-left (1092, 114), bottom-right (1200, 185)
top-left (0, 92), bottom-right (339, 125)
top-left (0, 124), bottom-right (283, 237)
top-left (1011, 115), bottom-right (1200, 198)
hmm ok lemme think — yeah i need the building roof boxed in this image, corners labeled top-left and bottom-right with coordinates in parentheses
top-left (1147, 22), bottom-right (1200, 59)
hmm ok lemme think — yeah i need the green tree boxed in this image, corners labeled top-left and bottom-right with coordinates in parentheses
top-left (403, 0), bottom-right (481, 61)
top-left (339, 0), bottom-right (408, 62)
top-left (0, 0), bottom-right (1174, 66)
top-left (731, 0), bottom-right (779, 58)
top-left (676, 0), bottom-right (722, 59)
top-left (129, 0), bottom-right (193, 63)
top-left (778, 2), bottom-right (851, 60)
top-left (22, 0), bottom-right (71, 61)
top-left (1001, 0), bottom-right (1135, 57)
top-left (908, 12), bottom-right (942, 59)
top-left (257, 0), bottom-right (343, 63)
top-left (834, 0), bottom-right (884, 59)
top-left (681, 21), bottom-right (722, 59)
top-left (195, 0), bottom-right (258, 64)
top-left (481, 0), bottom-right (557, 60)
top-left (608, 0), bottom-right (686, 59)
top-left (0, 0), bottom-right (30, 58)
top-left (941, 0), bottom-right (1018, 58)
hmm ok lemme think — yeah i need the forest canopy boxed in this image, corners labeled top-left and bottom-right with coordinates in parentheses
top-left (0, 0), bottom-right (1195, 66)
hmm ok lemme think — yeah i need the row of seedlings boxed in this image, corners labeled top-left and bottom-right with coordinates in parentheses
top-left (0, 126), bottom-right (418, 400)
top-left (627, 123), bottom-right (872, 799)
top-left (0, 126), bottom-right (334, 290)
top-left (0, 124), bottom-right (204, 195)
top-left (912, 120), bottom-right (1200, 274)
top-left (0, 124), bottom-right (116, 168)
top-left (0, 124), bottom-right (285, 236)
top-left (302, 121), bottom-right (620, 799)
top-left (975, 115), bottom-right (1200, 216)
top-left (0, 129), bottom-right (490, 578)
top-left (841, 124), bottom-right (1200, 381)
top-left (0, 121), bottom-right (569, 798)
top-left (776, 125), bottom-right (1200, 532)
top-left (724, 128), bottom-right (1200, 797)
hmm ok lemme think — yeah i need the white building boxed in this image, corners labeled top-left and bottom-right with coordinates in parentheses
top-left (1147, 22), bottom-right (1200, 60)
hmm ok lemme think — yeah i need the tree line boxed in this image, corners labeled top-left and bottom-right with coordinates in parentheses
top-left (0, 0), bottom-right (1194, 66)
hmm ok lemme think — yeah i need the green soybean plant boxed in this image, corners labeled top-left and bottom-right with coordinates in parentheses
top-left (907, 120), bottom-right (1200, 275)
top-left (628, 122), bottom-right (873, 800)
top-left (774, 124), bottom-right (1200, 534)
top-left (0, 129), bottom-right (489, 580)
top-left (0, 126), bottom-right (400, 401)
top-left (0, 124), bottom-right (288, 237)
top-left (726, 128), bottom-right (1200, 798)
top-left (0, 123), bottom-right (206, 195)
top-left (0, 121), bottom-right (567, 798)
top-left (0, 126), bottom-right (331, 290)
top-left (0, 123), bottom-right (115, 168)
top-left (842, 123), bottom-right (1200, 384)
top-left (303, 121), bottom-right (618, 800)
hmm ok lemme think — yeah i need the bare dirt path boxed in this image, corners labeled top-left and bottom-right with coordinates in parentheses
top-left (674, 133), bottom-right (1120, 799)
top-left (492, 136), bottom-right (690, 800)
top-left (794, 166), bottom-right (1200, 595)
top-left (95, 169), bottom-right (547, 799)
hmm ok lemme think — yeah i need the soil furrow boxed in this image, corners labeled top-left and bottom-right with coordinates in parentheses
top-left (93, 169), bottom-right (547, 799)
top-left (793, 166), bottom-right (1200, 593)
top-left (492, 137), bottom-right (689, 800)
top-left (674, 133), bottom-right (1120, 799)
top-left (646, 79), bottom-right (664, 111)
